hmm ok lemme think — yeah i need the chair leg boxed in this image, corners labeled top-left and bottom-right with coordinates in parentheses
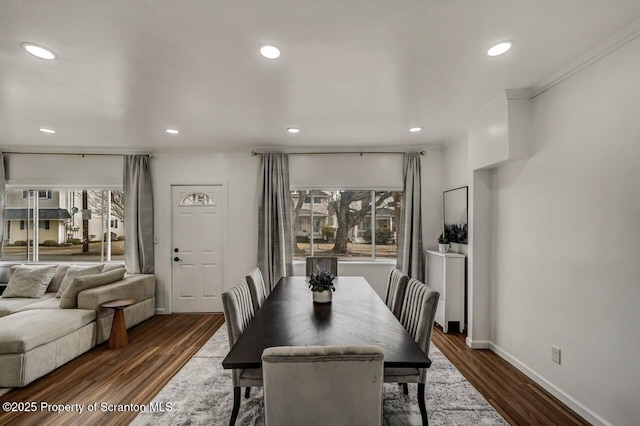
top-left (230, 387), bottom-right (241, 426)
top-left (418, 383), bottom-right (428, 426)
top-left (402, 383), bottom-right (408, 395)
top-left (245, 387), bottom-right (251, 398)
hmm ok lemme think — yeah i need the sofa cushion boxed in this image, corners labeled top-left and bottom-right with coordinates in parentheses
top-left (56, 265), bottom-right (104, 298)
top-left (102, 264), bottom-right (125, 273)
top-left (59, 268), bottom-right (126, 309)
top-left (0, 309), bottom-right (96, 353)
top-left (13, 296), bottom-right (62, 313)
top-left (47, 265), bottom-right (70, 293)
top-left (0, 293), bottom-right (57, 317)
top-left (2, 265), bottom-right (57, 298)
top-left (78, 274), bottom-right (155, 312)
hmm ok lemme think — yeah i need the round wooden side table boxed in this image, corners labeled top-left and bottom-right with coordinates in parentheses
top-left (101, 298), bottom-right (137, 350)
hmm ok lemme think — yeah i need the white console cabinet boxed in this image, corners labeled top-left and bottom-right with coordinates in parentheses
top-left (425, 250), bottom-right (466, 333)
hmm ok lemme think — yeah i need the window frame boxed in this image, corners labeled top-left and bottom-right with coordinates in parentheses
top-left (290, 186), bottom-right (402, 262)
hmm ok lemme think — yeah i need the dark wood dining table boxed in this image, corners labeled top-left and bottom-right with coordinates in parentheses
top-left (222, 276), bottom-right (430, 369)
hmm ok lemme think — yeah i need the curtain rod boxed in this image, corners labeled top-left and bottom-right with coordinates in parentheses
top-left (1, 151), bottom-right (154, 158)
top-left (251, 150), bottom-right (425, 156)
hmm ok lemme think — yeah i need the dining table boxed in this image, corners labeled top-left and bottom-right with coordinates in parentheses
top-left (222, 276), bottom-right (430, 370)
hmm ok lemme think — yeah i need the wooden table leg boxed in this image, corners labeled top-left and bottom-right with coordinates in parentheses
top-left (108, 308), bottom-right (129, 349)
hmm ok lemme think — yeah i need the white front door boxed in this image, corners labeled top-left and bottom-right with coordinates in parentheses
top-left (171, 185), bottom-right (225, 312)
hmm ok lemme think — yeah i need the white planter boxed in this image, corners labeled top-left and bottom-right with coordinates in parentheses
top-left (438, 243), bottom-right (450, 253)
top-left (312, 290), bottom-right (332, 303)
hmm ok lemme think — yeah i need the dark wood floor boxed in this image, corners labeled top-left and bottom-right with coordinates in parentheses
top-left (0, 314), bottom-right (224, 426)
top-left (0, 314), bottom-right (588, 426)
top-left (431, 325), bottom-right (589, 426)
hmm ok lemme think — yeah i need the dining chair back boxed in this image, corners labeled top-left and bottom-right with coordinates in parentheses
top-left (384, 278), bottom-right (439, 426)
top-left (305, 256), bottom-right (338, 276)
top-left (400, 279), bottom-right (440, 370)
top-left (384, 268), bottom-right (409, 319)
top-left (246, 267), bottom-right (267, 313)
top-left (262, 345), bottom-right (384, 426)
top-left (222, 280), bottom-right (262, 426)
top-left (222, 279), bottom-right (255, 347)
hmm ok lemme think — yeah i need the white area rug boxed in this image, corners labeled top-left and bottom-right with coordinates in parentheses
top-left (133, 326), bottom-right (507, 425)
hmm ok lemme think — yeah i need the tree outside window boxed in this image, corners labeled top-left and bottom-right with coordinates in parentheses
top-left (291, 189), bottom-right (401, 261)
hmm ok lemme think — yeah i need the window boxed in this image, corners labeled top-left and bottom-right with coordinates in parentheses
top-left (291, 190), bottom-right (402, 261)
top-left (22, 190), bottom-right (51, 199)
top-left (2, 189), bottom-right (125, 262)
top-left (180, 192), bottom-right (214, 206)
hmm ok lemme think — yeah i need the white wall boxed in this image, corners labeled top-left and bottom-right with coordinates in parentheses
top-left (488, 36), bottom-right (640, 425)
top-left (468, 99), bottom-right (510, 171)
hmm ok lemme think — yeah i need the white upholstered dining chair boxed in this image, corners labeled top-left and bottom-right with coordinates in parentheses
top-left (221, 280), bottom-right (262, 426)
top-left (384, 268), bottom-right (409, 319)
top-left (384, 278), bottom-right (439, 426)
top-left (245, 267), bottom-right (267, 313)
top-left (262, 345), bottom-right (384, 426)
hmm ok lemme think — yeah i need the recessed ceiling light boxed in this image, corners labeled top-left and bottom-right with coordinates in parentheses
top-left (39, 128), bottom-right (56, 134)
top-left (287, 127), bottom-right (300, 133)
top-left (487, 41), bottom-right (513, 57)
top-left (259, 44), bottom-right (281, 59)
top-left (166, 129), bottom-right (179, 134)
top-left (409, 127), bottom-right (423, 133)
top-left (21, 42), bottom-right (57, 60)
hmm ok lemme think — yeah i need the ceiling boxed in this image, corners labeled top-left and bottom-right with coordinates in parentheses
top-left (1, 1), bottom-right (640, 153)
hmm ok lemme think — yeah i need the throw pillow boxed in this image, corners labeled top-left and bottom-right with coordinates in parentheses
top-left (55, 265), bottom-right (104, 298)
top-left (102, 263), bottom-right (125, 273)
top-left (59, 268), bottom-right (126, 309)
top-left (47, 265), bottom-right (70, 293)
top-left (1, 265), bottom-right (57, 298)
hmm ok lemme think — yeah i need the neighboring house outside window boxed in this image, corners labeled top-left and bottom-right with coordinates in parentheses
top-left (2, 189), bottom-right (125, 262)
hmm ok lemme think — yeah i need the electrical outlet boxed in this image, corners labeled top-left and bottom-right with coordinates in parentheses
top-left (551, 346), bottom-right (561, 364)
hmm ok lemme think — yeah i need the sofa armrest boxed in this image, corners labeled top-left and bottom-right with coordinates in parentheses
top-left (77, 274), bottom-right (155, 312)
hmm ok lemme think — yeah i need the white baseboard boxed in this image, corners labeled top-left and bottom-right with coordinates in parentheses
top-left (488, 342), bottom-right (611, 426)
top-left (465, 337), bottom-right (490, 349)
top-left (155, 308), bottom-right (168, 314)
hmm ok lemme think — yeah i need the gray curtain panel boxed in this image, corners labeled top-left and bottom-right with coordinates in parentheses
top-left (397, 152), bottom-right (424, 281)
top-left (257, 153), bottom-right (293, 295)
top-left (0, 153), bottom-right (5, 252)
top-left (124, 155), bottom-right (154, 274)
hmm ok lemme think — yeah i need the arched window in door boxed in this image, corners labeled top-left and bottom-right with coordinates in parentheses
top-left (179, 192), bottom-right (215, 206)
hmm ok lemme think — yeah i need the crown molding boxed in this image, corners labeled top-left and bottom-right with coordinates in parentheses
top-left (505, 89), bottom-right (533, 100)
top-left (531, 18), bottom-right (640, 98)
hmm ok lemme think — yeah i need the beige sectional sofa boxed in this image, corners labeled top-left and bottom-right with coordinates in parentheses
top-left (0, 264), bottom-right (155, 388)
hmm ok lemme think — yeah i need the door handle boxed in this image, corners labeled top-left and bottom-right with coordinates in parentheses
top-left (173, 257), bottom-right (181, 262)
top-left (174, 248), bottom-right (179, 252)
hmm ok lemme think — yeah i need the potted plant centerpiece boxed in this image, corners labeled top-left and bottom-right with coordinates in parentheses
top-left (438, 233), bottom-right (450, 253)
top-left (308, 270), bottom-right (336, 303)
